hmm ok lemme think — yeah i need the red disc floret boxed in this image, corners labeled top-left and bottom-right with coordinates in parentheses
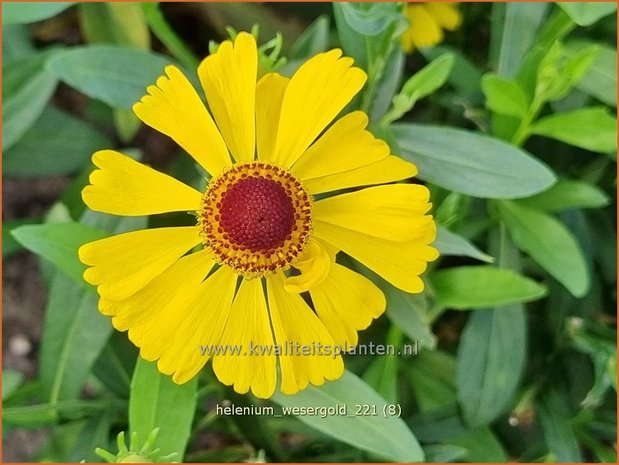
top-left (219, 176), bottom-right (296, 252)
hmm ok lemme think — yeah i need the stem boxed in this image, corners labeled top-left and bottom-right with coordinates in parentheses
top-left (511, 99), bottom-right (543, 146)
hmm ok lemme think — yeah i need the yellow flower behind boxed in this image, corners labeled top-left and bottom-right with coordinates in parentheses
top-left (78, 32), bottom-right (438, 399)
top-left (401, 2), bottom-right (462, 53)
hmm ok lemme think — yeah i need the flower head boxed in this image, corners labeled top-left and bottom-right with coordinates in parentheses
top-left (79, 32), bottom-right (438, 398)
top-left (401, 3), bottom-right (462, 53)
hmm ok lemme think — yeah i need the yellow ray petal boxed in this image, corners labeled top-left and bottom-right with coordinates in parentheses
top-left (290, 111), bottom-right (389, 181)
top-left (198, 32), bottom-right (257, 163)
top-left (105, 249), bottom-right (214, 322)
top-left (273, 49), bottom-right (367, 168)
top-left (82, 150), bottom-right (202, 216)
top-left (407, 4), bottom-right (443, 49)
top-left (267, 272), bottom-right (344, 394)
top-left (425, 3), bottom-right (462, 31)
top-left (284, 238), bottom-right (332, 293)
top-left (79, 226), bottom-right (202, 301)
top-left (314, 184), bottom-right (433, 242)
top-left (133, 65), bottom-right (231, 176)
top-left (256, 73), bottom-right (289, 162)
top-left (310, 264), bottom-right (385, 346)
top-left (313, 220), bottom-right (438, 293)
top-left (163, 266), bottom-right (237, 384)
top-left (212, 278), bottom-right (277, 399)
top-left (107, 254), bottom-right (238, 384)
top-left (303, 155), bottom-right (417, 195)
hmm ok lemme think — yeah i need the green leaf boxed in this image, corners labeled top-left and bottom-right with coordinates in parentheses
top-left (3, 400), bottom-right (120, 427)
top-left (47, 45), bottom-right (175, 109)
top-left (369, 46), bottom-right (404, 122)
top-left (3, 24), bottom-right (35, 62)
top-left (129, 358), bottom-right (197, 460)
top-left (338, 2), bottom-right (402, 36)
top-left (566, 41), bottom-right (616, 107)
top-left (272, 370), bottom-right (424, 462)
top-left (2, 370), bottom-right (24, 400)
top-left (407, 371), bottom-right (509, 462)
top-left (422, 445), bottom-right (467, 463)
top-left (535, 41), bottom-right (600, 103)
top-left (11, 223), bottom-right (106, 284)
top-left (333, 1), bottom-right (404, 113)
top-left (495, 3), bottom-right (550, 77)
top-left (431, 266), bottom-right (547, 309)
top-left (520, 179), bottom-right (610, 212)
top-left (567, 319), bottom-right (617, 407)
top-left (37, 214), bottom-right (145, 405)
top-left (482, 74), bottom-right (529, 118)
top-left (435, 226), bottom-right (494, 263)
top-left (3, 52), bottom-right (59, 150)
top-left (3, 218), bottom-right (39, 258)
top-left (497, 200), bottom-right (591, 297)
top-left (142, 3), bottom-right (199, 69)
top-left (392, 124), bottom-right (557, 199)
top-left (530, 107), bottom-right (617, 154)
top-left (383, 283), bottom-right (436, 350)
top-left (406, 351), bottom-right (457, 411)
top-left (401, 52), bottom-right (455, 103)
top-left (557, 2), bottom-right (616, 26)
top-left (537, 387), bottom-right (583, 461)
top-left (449, 428), bottom-right (509, 462)
top-left (363, 356), bottom-right (398, 404)
top-left (587, 209), bottom-right (617, 285)
top-left (4, 106), bottom-right (112, 177)
top-left (92, 332), bottom-right (137, 399)
top-left (289, 15), bottom-right (330, 60)
top-left (67, 412), bottom-right (113, 462)
top-left (39, 273), bottom-right (112, 403)
top-left (457, 305), bottom-right (526, 426)
top-left (2, 2), bottom-right (74, 25)
top-left (79, 3), bottom-right (149, 50)
top-left (333, 3), bottom-right (368, 69)
top-left (381, 53), bottom-right (454, 126)
top-left (421, 45), bottom-right (484, 103)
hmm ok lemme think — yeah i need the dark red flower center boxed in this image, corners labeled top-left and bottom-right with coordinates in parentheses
top-left (198, 162), bottom-right (312, 277)
top-left (219, 176), bottom-right (296, 252)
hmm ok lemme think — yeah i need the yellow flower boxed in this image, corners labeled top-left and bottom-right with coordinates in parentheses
top-left (401, 2), bottom-right (462, 53)
top-left (78, 32), bottom-right (438, 398)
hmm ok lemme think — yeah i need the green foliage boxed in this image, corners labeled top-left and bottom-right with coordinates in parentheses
top-left (381, 52), bottom-right (454, 126)
top-left (3, 51), bottom-right (60, 150)
top-left (497, 200), bottom-right (590, 297)
top-left (434, 226), bottom-right (494, 263)
top-left (129, 359), bottom-right (197, 460)
top-left (47, 46), bottom-right (175, 109)
top-left (2, 2), bottom-right (75, 25)
top-left (4, 107), bottom-right (112, 177)
top-left (520, 179), bottom-right (609, 212)
top-left (288, 15), bottom-right (330, 60)
top-left (457, 305), bottom-right (526, 426)
top-left (11, 222), bottom-right (106, 283)
top-left (431, 266), bottom-right (547, 309)
top-left (392, 124), bottom-right (557, 198)
top-left (530, 107), bottom-right (617, 154)
top-left (273, 370), bottom-right (424, 462)
top-left (557, 2), bottom-right (617, 26)
top-left (566, 40), bottom-right (617, 107)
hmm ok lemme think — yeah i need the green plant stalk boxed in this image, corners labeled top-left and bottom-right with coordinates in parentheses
top-left (142, 3), bottom-right (200, 70)
top-left (510, 98), bottom-right (544, 146)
